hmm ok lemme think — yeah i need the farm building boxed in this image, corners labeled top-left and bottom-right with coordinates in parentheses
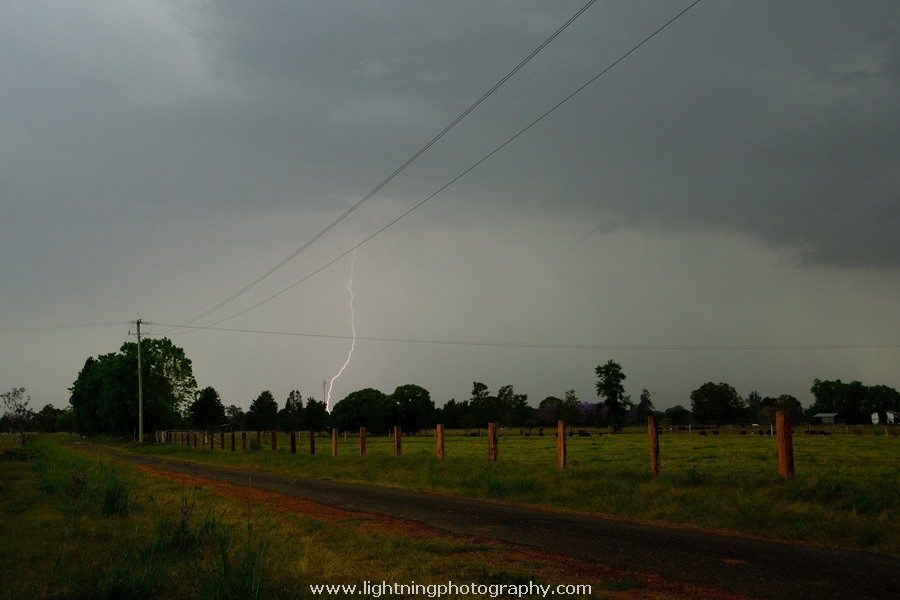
top-left (813, 413), bottom-right (839, 425)
top-left (871, 410), bottom-right (899, 425)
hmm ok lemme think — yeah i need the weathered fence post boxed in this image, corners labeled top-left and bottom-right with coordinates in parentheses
top-left (436, 424), bottom-right (445, 460)
top-left (777, 410), bottom-right (795, 479)
top-left (290, 431), bottom-right (296, 454)
top-left (359, 427), bottom-right (367, 456)
top-left (270, 430), bottom-right (277, 451)
top-left (393, 426), bottom-right (402, 456)
top-left (256, 431), bottom-right (261, 447)
top-left (220, 431), bottom-right (225, 450)
top-left (193, 432), bottom-right (198, 448)
top-left (557, 420), bottom-right (567, 469)
top-left (309, 430), bottom-right (316, 455)
top-left (331, 428), bottom-right (338, 457)
top-left (230, 431), bottom-right (235, 452)
top-left (241, 431), bottom-right (246, 451)
top-left (488, 422), bottom-right (498, 463)
top-left (648, 415), bottom-right (660, 476)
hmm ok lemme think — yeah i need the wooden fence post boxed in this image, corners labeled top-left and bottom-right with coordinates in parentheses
top-left (241, 431), bottom-right (247, 451)
top-left (648, 415), bottom-right (660, 476)
top-left (332, 428), bottom-right (338, 457)
top-left (270, 430), bottom-right (277, 451)
top-left (309, 430), bottom-right (316, 455)
top-left (777, 410), bottom-right (795, 479)
top-left (359, 427), bottom-right (366, 456)
top-left (557, 420), bottom-right (567, 469)
top-left (256, 431), bottom-right (261, 447)
top-left (290, 431), bottom-right (296, 454)
top-left (393, 426), bottom-right (402, 456)
top-left (230, 432), bottom-right (235, 452)
top-left (488, 423), bottom-right (498, 463)
top-left (220, 431), bottom-right (225, 450)
top-left (436, 424), bottom-right (445, 460)
top-left (210, 431), bottom-right (215, 451)
top-left (193, 432), bottom-right (198, 448)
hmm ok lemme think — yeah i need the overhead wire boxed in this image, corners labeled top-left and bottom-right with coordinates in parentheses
top-left (148, 322), bottom-right (900, 351)
top-left (160, 0), bottom-right (600, 334)
top-left (193, 0), bottom-right (705, 330)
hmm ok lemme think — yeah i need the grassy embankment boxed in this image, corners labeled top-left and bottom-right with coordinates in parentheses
top-left (139, 427), bottom-right (900, 555)
top-left (0, 434), bottom-right (657, 599)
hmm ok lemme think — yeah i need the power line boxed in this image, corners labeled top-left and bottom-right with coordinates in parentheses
top-left (188, 0), bottom-right (705, 329)
top-left (0, 321), bottom-right (127, 333)
top-left (161, 0), bottom-right (600, 333)
top-left (148, 322), bottom-right (900, 351)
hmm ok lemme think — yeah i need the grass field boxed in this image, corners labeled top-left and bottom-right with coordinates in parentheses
top-left (3, 434), bottom-right (672, 600)
top-left (136, 427), bottom-right (900, 556)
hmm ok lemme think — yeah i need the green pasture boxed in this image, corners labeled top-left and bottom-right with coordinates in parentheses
top-left (137, 427), bottom-right (900, 555)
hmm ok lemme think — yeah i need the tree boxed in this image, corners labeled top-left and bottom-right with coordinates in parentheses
top-left (304, 397), bottom-right (329, 431)
top-left (690, 382), bottom-right (745, 425)
top-left (330, 388), bottom-right (390, 433)
top-left (2, 387), bottom-right (35, 437)
top-left (436, 398), bottom-right (469, 429)
top-left (224, 405), bottom-right (246, 431)
top-left (538, 392), bottom-right (578, 425)
top-left (662, 405), bottom-right (692, 426)
top-left (865, 385), bottom-right (900, 417)
top-left (279, 390), bottom-right (304, 432)
top-left (595, 360), bottom-right (629, 426)
top-left (468, 382), bottom-right (501, 426)
top-left (33, 404), bottom-right (65, 433)
top-left (392, 384), bottom-right (435, 432)
top-left (246, 390), bottom-right (279, 431)
top-left (68, 338), bottom-right (197, 436)
top-left (759, 394), bottom-right (802, 426)
top-left (635, 389), bottom-right (656, 423)
top-left (808, 379), bottom-right (900, 423)
top-left (190, 386), bottom-right (225, 432)
top-left (509, 391), bottom-right (535, 427)
top-left (746, 391), bottom-right (763, 422)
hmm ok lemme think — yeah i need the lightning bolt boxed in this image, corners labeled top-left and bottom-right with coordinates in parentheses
top-left (326, 248), bottom-right (356, 412)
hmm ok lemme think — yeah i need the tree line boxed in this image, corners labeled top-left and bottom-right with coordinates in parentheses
top-left (5, 340), bottom-right (899, 437)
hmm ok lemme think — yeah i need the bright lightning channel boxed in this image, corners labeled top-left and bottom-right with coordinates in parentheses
top-left (325, 249), bottom-right (356, 412)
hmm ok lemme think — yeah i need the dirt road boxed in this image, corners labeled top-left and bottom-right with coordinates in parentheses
top-left (80, 444), bottom-right (898, 599)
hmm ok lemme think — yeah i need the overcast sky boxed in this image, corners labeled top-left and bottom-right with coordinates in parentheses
top-left (2, 0), bottom-right (898, 416)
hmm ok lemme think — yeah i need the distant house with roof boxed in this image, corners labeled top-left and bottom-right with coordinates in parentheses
top-left (871, 410), bottom-right (899, 425)
top-left (812, 412), bottom-right (839, 425)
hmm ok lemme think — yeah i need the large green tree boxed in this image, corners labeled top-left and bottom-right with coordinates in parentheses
top-left (278, 390), bottom-right (304, 432)
top-left (595, 360), bottom-right (629, 426)
top-left (304, 397), bottom-right (330, 431)
top-left (331, 388), bottom-right (391, 433)
top-left (392, 384), bottom-right (435, 432)
top-left (690, 382), bottom-right (745, 425)
top-left (68, 338), bottom-right (197, 436)
top-left (246, 390), bottom-right (279, 430)
top-left (189, 386), bottom-right (225, 432)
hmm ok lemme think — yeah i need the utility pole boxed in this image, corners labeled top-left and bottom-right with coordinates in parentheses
top-left (131, 319), bottom-right (144, 443)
